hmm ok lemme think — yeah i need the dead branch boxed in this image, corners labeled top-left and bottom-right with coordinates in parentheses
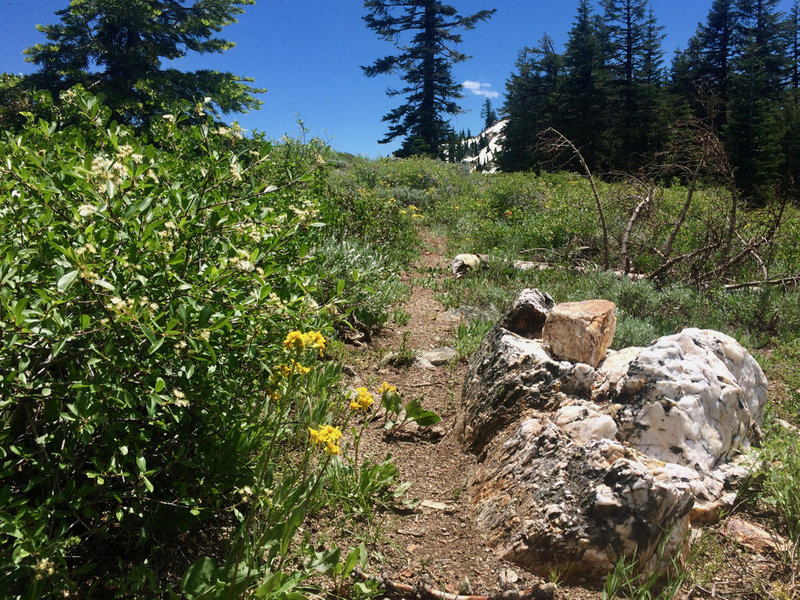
top-left (538, 127), bottom-right (609, 270)
top-left (648, 243), bottom-right (721, 281)
top-left (619, 183), bottom-right (653, 274)
top-left (722, 273), bottom-right (800, 291)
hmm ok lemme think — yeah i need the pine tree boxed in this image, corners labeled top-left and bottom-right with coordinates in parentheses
top-left (780, 1), bottom-right (800, 188)
top-left (481, 97), bottom-right (498, 130)
top-left (362, 1), bottom-right (495, 158)
top-left (600, 0), bottom-right (667, 167)
top-left (698, 0), bottom-right (736, 104)
top-left (24, 0), bottom-right (263, 125)
top-left (560, 0), bottom-right (609, 171)
top-left (726, 0), bottom-right (788, 198)
top-left (498, 36), bottom-right (563, 172)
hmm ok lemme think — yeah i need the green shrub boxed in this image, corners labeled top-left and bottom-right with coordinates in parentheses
top-left (0, 89), bottom-right (338, 597)
top-left (312, 238), bottom-right (410, 334)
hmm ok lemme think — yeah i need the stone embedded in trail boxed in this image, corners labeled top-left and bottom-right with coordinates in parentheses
top-left (450, 253), bottom-right (485, 277)
top-left (457, 290), bottom-right (768, 583)
top-left (542, 299), bottom-right (616, 368)
top-left (416, 346), bottom-right (458, 367)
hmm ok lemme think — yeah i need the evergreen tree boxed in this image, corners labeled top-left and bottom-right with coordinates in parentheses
top-left (780, 1), bottom-right (800, 188)
top-left (697, 0), bottom-right (736, 106)
top-left (560, 0), bottom-right (609, 170)
top-left (23, 0), bottom-right (262, 125)
top-left (600, 0), bottom-right (667, 167)
top-left (362, 1), bottom-right (495, 158)
top-left (726, 0), bottom-right (788, 198)
top-left (498, 36), bottom-right (563, 172)
top-left (481, 96), bottom-right (498, 130)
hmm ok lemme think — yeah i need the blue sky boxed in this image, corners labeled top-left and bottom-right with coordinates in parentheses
top-left (0, 1), bottom-right (796, 157)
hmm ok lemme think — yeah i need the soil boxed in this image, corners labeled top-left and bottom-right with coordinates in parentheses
top-left (333, 228), bottom-right (795, 600)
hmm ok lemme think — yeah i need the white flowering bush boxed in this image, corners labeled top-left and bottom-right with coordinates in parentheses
top-left (0, 89), bottom-right (337, 597)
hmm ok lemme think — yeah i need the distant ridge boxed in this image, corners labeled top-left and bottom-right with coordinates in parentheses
top-left (461, 119), bottom-right (506, 173)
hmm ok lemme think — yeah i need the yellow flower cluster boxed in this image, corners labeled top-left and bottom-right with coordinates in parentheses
top-left (283, 330), bottom-right (326, 355)
top-left (350, 387), bottom-right (375, 412)
top-left (378, 381), bottom-right (397, 395)
top-left (309, 424), bottom-right (342, 456)
top-left (274, 360), bottom-right (311, 378)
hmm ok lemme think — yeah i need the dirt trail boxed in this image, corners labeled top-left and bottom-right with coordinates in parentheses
top-left (340, 229), bottom-right (578, 598)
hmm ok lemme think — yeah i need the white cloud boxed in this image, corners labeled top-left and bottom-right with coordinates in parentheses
top-left (462, 80), bottom-right (500, 99)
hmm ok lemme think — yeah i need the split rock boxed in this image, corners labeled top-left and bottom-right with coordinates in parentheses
top-left (451, 253), bottom-right (485, 277)
top-left (496, 288), bottom-right (554, 339)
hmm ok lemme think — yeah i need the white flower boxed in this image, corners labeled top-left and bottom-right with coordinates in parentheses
top-left (78, 204), bottom-right (97, 217)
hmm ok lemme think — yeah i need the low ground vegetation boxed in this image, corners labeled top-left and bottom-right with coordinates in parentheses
top-left (2, 94), bottom-right (799, 598)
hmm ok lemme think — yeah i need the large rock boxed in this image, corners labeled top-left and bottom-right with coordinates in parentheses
top-left (454, 323), bottom-right (595, 456)
top-left (471, 421), bottom-right (696, 580)
top-left (543, 299), bottom-right (616, 368)
top-left (612, 328), bottom-right (767, 471)
top-left (458, 292), bottom-right (768, 583)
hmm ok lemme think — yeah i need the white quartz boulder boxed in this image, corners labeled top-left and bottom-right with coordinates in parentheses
top-left (458, 291), bottom-right (768, 583)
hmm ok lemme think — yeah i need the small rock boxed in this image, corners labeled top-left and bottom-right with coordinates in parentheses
top-left (378, 352), bottom-right (397, 367)
top-left (451, 253), bottom-right (484, 277)
top-left (420, 499), bottom-right (448, 511)
top-left (429, 423), bottom-right (447, 438)
top-left (413, 356), bottom-right (436, 370)
top-left (406, 544), bottom-right (421, 553)
top-left (721, 517), bottom-right (790, 553)
top-left (498, 568), bottom-right (519, 589)
top-left (417, 347), bottom-right (458, 366)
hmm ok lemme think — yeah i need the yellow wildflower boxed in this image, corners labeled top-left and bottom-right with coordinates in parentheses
top-left (309, 424), bottom-right (343, 456)
top-left (274, 360), bottom-right (311, 379)
top-left (378, 382), bottom-right (397, 395)
top-left (282, 330), bottom-right (326, 355)
top-left (283, 330), bottom-right (306, 350)
top-left (304, 331), bottom-right (326, 355)
top-left (351, 387), bottom-right (375, 412)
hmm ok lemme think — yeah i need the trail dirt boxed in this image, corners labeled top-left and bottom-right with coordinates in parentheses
top-left (336, 229), bottom-right (592, 599)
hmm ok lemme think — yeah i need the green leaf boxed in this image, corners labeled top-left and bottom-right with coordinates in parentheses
top-left (57, 270), bottom-right (79, 293)
top-left (310, 548), bottom-right (341, 574)
top-left (155, 377), bottom-right (166, 393)
top-left (181, 556), bottom-right (217, 599)
top-left (12, 299), bottom-right (27, 326)
top-left (404, 399), bottom-right (441, 427)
